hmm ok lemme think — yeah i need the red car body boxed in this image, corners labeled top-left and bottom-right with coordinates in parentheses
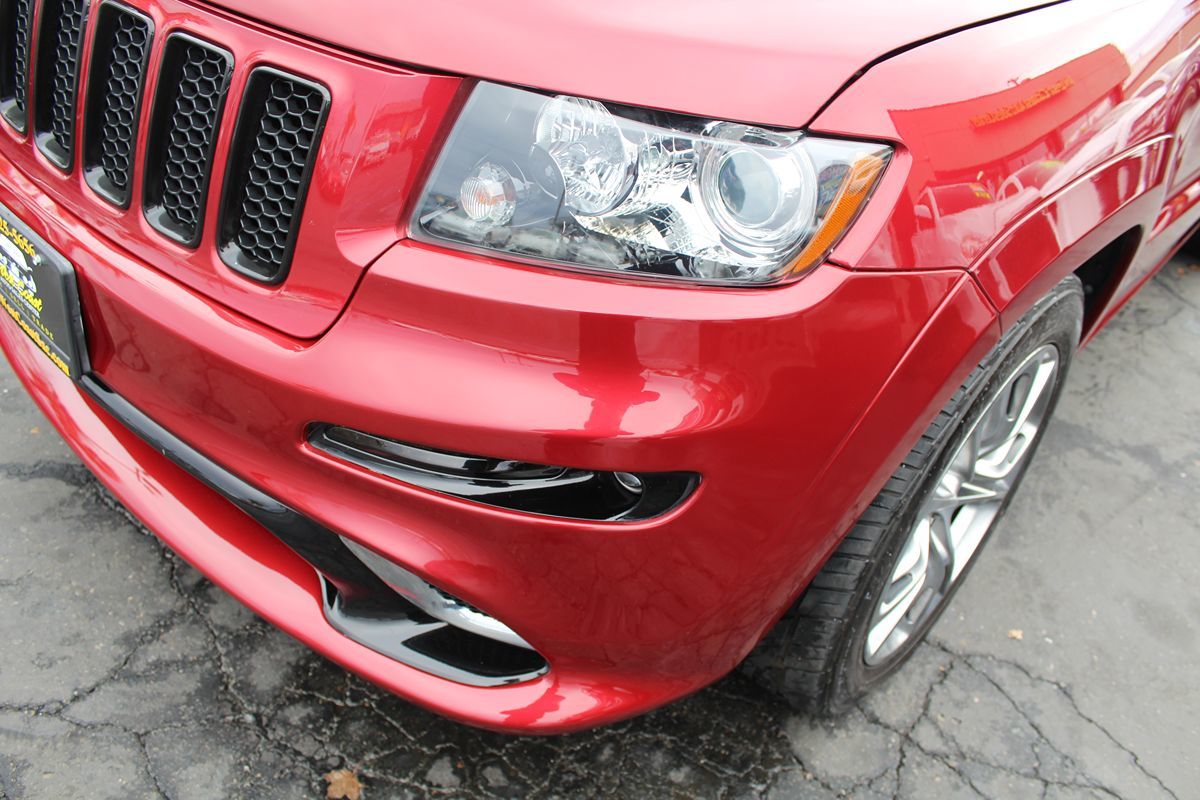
top-left (1, 0), bottom-right (1197, 732)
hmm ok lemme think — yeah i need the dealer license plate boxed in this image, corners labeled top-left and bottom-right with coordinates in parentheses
top-left (0, 202), bottom-right (87, 380)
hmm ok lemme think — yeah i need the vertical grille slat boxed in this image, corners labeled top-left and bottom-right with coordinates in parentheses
top-left (33, 0), bottom-right (89, 169)
top-left (83, 2), bottom-right (153, 207)
top-left (0, 0), bottom-right (34, 132)
top-left (218, 68), bottom-right (328, 282)
top-left (143, 33), bottom-right (233, 247)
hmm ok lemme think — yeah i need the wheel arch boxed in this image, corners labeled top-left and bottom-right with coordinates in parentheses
top-left (968, 137), bottom-right (1171, 338)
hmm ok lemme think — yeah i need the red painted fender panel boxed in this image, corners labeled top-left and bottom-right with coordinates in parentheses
top-left (817, 0), bottom-right (1193, 278)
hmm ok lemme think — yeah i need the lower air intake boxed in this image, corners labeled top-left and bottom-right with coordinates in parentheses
top-left (322, 539), bottom-right (549, 687)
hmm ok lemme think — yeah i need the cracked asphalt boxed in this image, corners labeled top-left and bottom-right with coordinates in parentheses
top-left (1, 261), bottom-right (1198, 799)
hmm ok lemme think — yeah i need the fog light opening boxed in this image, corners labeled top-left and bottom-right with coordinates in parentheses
top-left (308, 424), bottom-right (698, 521)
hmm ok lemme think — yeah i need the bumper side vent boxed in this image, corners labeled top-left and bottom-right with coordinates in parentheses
top-left (33, 0), bottom-right (89, 170)
top-left (319, 577), bottom-right (548, 687)
top-left (325, 538), bottom-right (549, 686)
top-left (218, 67), bottom-right (329, 282)
top-left (310, 424), bottom-right (700, 522)
top-left (143, 33), bottom-right (232, 247)
top-left (405, 626), bottom-right (548, 682)
top-left (0, 0), bottom-right (34, 132)
top-left (83, 3), bottom-right (153, 207)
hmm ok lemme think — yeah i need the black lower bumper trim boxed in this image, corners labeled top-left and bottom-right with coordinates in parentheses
top-left (80, 375), bottom-right (548, 687)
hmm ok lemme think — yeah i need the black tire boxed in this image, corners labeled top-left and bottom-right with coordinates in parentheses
top-left (1179, 227), bottom-right (1200, 258)
top-left (742, 275), bottom-right (1084, 716)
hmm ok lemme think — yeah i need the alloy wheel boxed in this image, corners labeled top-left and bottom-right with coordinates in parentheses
top-left (863, 344), bottom-right (1060, 666)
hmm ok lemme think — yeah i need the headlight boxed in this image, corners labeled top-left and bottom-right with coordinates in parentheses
top-left (412, 82), bottom-right (891, 286)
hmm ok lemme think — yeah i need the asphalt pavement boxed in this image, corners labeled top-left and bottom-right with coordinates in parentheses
top-left (1, 261), bottom-right (1197, 799)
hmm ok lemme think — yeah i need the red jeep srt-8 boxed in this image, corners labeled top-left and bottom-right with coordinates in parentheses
top-left (0, 0), bottom-right (1195, 732)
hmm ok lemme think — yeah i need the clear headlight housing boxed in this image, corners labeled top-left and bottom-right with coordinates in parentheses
top-left (412, 82), bottom-right (892, 286)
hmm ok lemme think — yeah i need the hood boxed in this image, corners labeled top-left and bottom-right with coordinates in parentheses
top-left (209, 0), bottom-right (1062, 127)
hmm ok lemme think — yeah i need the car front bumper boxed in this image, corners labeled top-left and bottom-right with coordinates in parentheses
top-left (0, 154), bottom-right (998, 732)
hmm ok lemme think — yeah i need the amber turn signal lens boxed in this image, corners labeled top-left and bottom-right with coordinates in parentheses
top-left (789, 152), bottom-right (889, 276)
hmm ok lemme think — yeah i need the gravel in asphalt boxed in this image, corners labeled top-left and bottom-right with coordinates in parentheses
top-left (0, 263), bottom-right (1197, 799)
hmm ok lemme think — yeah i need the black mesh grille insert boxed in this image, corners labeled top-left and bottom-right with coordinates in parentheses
top-left (219, 68), bottom-right (328, 282)
top-left (83, 3), bottom-right (153, 208)
top-left (0, 0), bottom-right (34, 132)
top-left (33, 0), bottom-right (89, 169)
top-left (143, 34), bottom-right (233, 247)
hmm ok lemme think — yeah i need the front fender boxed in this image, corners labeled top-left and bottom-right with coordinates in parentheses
top-left (970, 138), bottom-right (1170, 332)
top-left (811, 0), bottom-right (1185, 283)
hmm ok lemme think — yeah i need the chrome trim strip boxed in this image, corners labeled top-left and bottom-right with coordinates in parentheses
top-left (340, 536), bottom-right (534, 650)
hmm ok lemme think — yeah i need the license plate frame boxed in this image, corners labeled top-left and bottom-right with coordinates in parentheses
top-left (0, 201), bottom-right (89, 381)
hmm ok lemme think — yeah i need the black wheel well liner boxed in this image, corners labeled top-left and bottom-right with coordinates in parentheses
top-left (1073, 227), bottom-right (1142, 338)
